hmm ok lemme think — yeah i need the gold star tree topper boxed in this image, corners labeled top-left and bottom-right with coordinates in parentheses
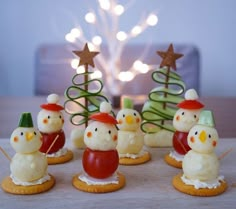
top-left (157, 44), bottom-right (183, 70)
top-left (73, 43), bottom-right (99, 68)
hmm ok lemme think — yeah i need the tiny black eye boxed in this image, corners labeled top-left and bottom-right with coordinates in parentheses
top-left (209, 134), bottom-right (211, 138)
top-left (195, 131), bottom-right (198, 135)
top-left (134, 112), bottom-right (137, 116)
top-left (48, 116), bottom-right (50, 119)
top-left (34, 132), bottom-right (37, 135)
top-left (123, 114), bottom-right (125, 118)
top-left (21, 132), bottom-right (23, 136)
top-left (182, 112), bottom-right (185, 115)
top-left (108, 130), bottom-right (111, 134)
top-left (95, 128), bottom-right (98, 132)
top-left (194, 115), bottom-right (197, 119)
top-left (59, 115), bottom-right (62, 118)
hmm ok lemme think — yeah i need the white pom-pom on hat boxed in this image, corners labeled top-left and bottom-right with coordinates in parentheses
top-left (100, 101), bottom-right (112, 113)
top-left (47, 94), bottom-right (60, 104)
top-left (185, 89), bottom-right (199, 100)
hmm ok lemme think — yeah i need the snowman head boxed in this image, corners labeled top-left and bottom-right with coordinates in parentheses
top-left (84, 102), bottom-right (118, 151)
top-left (10, 113), bottom-right (42, 154)
top-left (187, 110), bottom-right (219, 154)
top-left (37, 94), bottom-right (64, 133)
top-left (116, 98), bottom-right (141, 131)
top-left (173, 89), bottom-right (204, 132)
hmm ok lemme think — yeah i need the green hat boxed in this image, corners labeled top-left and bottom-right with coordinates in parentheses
top-left (18, 112), bottom-right (34, 127)
top-left (198, 110), bottom-right (215, 127)
top-left (122, 97), bottom-right (133, 109)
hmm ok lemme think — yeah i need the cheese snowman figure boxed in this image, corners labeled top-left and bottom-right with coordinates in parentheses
top-left (37, 93), bottom-right (73, 164)
top-left (173, 110), bottom-right (227, 196)
top-left (116, 98), bottom-right (151, 165)
top-left (165, 89), bottom-right (204, 168)
top-left (1, 113), bottom-right (55, 195)
top-left (72, 102), bottom-right (126, 193)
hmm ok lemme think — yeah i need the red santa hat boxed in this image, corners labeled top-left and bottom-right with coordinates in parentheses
top-left (177, 89), bottom-right (204, 110)
top-left (90, 101), bottom-right (117, 125)
top-left (40, 94), bottom-right (64, 111)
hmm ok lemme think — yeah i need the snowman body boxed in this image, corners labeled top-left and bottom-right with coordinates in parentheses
top-left (11, 152), bottom-right (47, 182)
top-left (116, 108), bottom-right (143, 154)
top-left (83, 120), bottom-right (119, 179)
top-left (182, 123), bottom-right (219, 182)
top-left (10, 126), bottom-right (47, 182)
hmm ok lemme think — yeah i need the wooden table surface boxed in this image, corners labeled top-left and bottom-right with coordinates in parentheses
top-left (0, 96), bottom-right (235, 138)
top-left (0, 138), bottom-right (235, 209)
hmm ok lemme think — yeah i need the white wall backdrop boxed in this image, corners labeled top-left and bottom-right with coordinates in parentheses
top-left (0, 0), bottom-right (235, 96)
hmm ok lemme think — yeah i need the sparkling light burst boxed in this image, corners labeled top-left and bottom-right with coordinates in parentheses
top-left (65, 0), bottom-right (159, 96)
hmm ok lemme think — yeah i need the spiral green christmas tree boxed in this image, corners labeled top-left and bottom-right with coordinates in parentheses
top-left (141, 44), bottom-right (185, 134)
top-left (64, 43), bottom-right (110, 127)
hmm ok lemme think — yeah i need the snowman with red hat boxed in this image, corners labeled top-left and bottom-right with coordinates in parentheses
top-left (72, 101), bottom-right (126, 193)
top-left (37, 94), bottom-right (73, 164)
top-left (164, 89), bottom-right (204, 168)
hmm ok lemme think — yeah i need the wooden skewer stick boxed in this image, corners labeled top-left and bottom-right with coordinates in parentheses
top-left (0, 146), bottom-right (11, 161)
top-left (218, 148), bottom-right (233, 160)
top-left (45, 135), bottom-right (59, 155)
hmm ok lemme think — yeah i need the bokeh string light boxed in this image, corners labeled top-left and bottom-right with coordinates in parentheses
top-left (65, 0), bottom-right (158, 96)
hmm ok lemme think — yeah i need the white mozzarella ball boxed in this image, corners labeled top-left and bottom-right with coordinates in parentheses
top-left (84, 121), bottom-right (118, 151)
top-left (116, 109), bottom-right (141, 131)
top-left (173, 108), bottom-right (201, 132)
top-left (10, 127), bottom-right (42, 154)
top-left (187, 124), bottom-right (219, 154)
top-left (37, 109), bottom-right (64, 133)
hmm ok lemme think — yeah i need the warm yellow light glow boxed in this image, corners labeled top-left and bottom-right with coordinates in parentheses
top-left (87, 42), bottom-right (96, 51)
top-left (70, 28), bottom-right (81, 38)
top-left (146, 14), bottom-right (158, 26)
top-left (133, 60), bottom-right (143, 70)
top-left (85, 12), bottom-right (96, 23)
top-left (92, 36), bottom-right (102, 45)
top-left (90, 70), bottom-right (102, 79)
top-left (98, 0), bottom-right (110, 10)
top-left (118, 71), bottom-right (134, 82)
top-left (71, 59), bottom-right (79, 69)
top-left (65, 33), bottom-right (76, 42)
top-left (133, 60), bottom-right (150, 73)
top-left (76, 66), bottom-right (85, 74)
top-left (131, 25), bottom-right (142, 36)
top-left (116, 31), bottom-right (127, 41)
top-left (114, 4), bottom-right (124, 15)
top-left (140, 63), bottom-right (149, 73)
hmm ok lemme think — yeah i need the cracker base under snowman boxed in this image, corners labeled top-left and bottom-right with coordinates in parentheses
top-left (164, 153), bottom-right (182, 169)
top-left (1, 174), bottom-right (55, 195)
top-left (72, 172), bottom-right (126, 193)
top-left (172, 173), bottom-right (227, 196)
top-left (119, 151), bottom-right (151, 165)
top-left (47, 149), bottom-right (73, 165)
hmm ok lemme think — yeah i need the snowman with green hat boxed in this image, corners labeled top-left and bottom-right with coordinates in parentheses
top-left (173, 110), bottom-right (228, 196)
top-left (1, 112), bottom-right (55, 194)
top-left (116, 98), bottom-right (151, 165)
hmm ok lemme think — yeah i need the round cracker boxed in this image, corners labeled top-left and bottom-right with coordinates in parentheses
top-left (119, 151), bottom-right (151, 165)
top-left (47, 149), bottom-right (73, 165)
top-left (164, 153), bottom-right (182, 169)
top-left (72, 172), bottom-right (125, 193)
top-left (1, 174), bottom-right (55, 195)
top-left (172, 173), bottom-right (227, 196)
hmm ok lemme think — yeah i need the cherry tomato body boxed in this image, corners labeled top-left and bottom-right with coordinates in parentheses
top-left (39, 130), bottom-right (65, 154)
top-left (82, 148), bottom-right (119, 179)
top-left (173, 131), bottom-right (191, 155)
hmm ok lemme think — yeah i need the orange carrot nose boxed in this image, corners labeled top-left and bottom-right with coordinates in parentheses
top-left (199, 130), bottom-right (207, 143)
top-left (26, 132), bottom-right (34, 141)
top-left (125, 115), bottom-right (134, 124)
top-left (176, 115), bottom-right (180, 121)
